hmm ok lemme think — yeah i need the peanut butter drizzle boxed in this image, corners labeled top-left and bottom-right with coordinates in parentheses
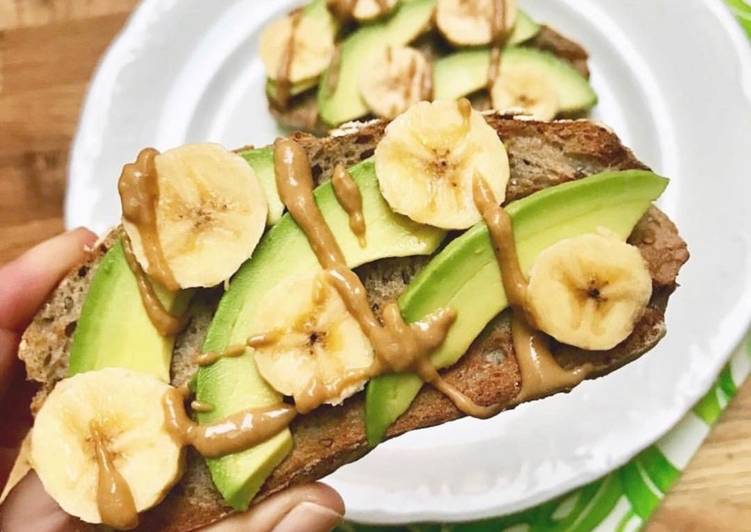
top-left (331, 163), bottom-right (367, 247)
top-left (404, 54), bottom-right (427, 107)
top-left (472, 175), bottom-right (589, 401)
top-left (511, 315), bottom-right (587, 402)
top-left (91, 422), bottom-right (138, 530)
top-left (326, 0), bottom-right (356, 20)
top-left (194, 344), bottom-right (247, 367)
top-left (247, 331), bottom-right (283, 348)
top-left (118, 148), bottom-right (179, 292)
top-left (422, 61), bottom-right (434, 101)
top-left (273, 137), bottom-right (493, 417)
top-left (276, 10), bottom-right (304, 109)
top-left (122, 236), bottom-right (186, 337)
top-left (487, 0), bottom-right (508, 90)
top-left (177, 381), bottom-right (192, 399)
top-left (296, 367), bottom-right (372, 415)
top-left (190, 400), bottom-right (215, 413)
top-left (162, 388), bottom-right (297, 458)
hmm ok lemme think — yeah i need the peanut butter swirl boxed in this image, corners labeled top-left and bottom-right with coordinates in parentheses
top-left (487, 0), bottom-right (508, 90)
top-left (162, 389), bottom-right (297, 459)
top-left (276, 10), bottom-right (304, 109)
top-left (331, 163), bottom-right (367, 247)
top-left (273, 138), bottom-right (493, 417)
top-left (91, 422), bottom-right (138, 530)
top-left (472, 175), bottom-right (589, 401)
top-left (118, 148), bottom-right (186, 336)
top-left (193, 344), bottom-right (247, 367)
top-left (118, 148), bottom-right (178, 291)
top-left (121, 237), bottom-right (186, 337)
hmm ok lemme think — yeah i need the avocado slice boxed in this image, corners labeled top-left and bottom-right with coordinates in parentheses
top-left (508, 10), bottom-right (541, 44)
top-left (433, 46), bottom-right (597, 114)
top-left (238, 147), bottom-right (285, 225)
top-left (318, 0), bottom-right (436, 127)
top-left (196, 159), bottom-right (445, 509)
top-left (365, 170), bottom-right (668, 445)
top-left (68, 239), bottom-right (190, 381)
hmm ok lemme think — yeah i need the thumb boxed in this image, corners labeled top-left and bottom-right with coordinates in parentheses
top-left (0, 472), bottom-right (77, 532)
top-left (201, 483), bottom-right (344, 532)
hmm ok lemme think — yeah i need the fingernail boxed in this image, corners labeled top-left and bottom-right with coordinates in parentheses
top-left (272, 501), bottom-right (343, 532)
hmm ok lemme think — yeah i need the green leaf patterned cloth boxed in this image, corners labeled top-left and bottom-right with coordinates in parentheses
top-left (339, 5), bottom-right (751, 529)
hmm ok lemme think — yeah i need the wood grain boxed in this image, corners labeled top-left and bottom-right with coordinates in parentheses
top-left (0, 1), bottom-right (749, 527)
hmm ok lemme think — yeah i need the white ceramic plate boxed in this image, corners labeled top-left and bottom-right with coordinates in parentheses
top-left (66, 0), bottom-right (751, 524)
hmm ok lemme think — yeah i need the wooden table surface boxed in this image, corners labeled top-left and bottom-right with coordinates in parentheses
top-left (1, 1), bottom-right (749, 529)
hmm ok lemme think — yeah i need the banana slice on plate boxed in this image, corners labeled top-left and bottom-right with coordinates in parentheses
top-left (123, 143), bottom-right (268, 289)
top-left (359, 46), bottom-right (431, 119)
top-left (491, 67), bottom-right (560, 120)
top-left (526, 232), bottom-right (653, 351)
top-left (260, 11), bottom-right (336, 83)
top-left (436, 0), bottom-right (517, 46)
top-left (31, 368), bottom-right (184, 526)
top-left (352, 0), bottom-right (398, 20)
top-left (375, 99), bottom-right (510, 229)
top-left (253, 272), bottom-right (375, 414)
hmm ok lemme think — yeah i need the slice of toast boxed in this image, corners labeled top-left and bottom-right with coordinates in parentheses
top-left (271, 25), bottom-right (591, 133)
top-left (18, 115), bottom-right (688, 531)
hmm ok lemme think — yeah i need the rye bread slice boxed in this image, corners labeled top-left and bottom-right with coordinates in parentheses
top-left (18, 116), bottom-right (688, 531)
top-left (271, 25), bottom-right (591, 133)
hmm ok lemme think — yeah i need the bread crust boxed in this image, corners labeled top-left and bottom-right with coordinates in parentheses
top-left (18, 116), bottom-right (688, 531)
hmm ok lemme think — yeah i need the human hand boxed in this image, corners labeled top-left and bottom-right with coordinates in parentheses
top-left (0, 229), bottom-right (344, 531)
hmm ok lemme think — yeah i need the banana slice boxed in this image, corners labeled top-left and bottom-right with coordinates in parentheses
top-left (526, 232), bottom-right (653, 351)
top-left (359, 46), bottom-right (431, 119)
top-left (491, 68), bottom-right (560, 120)
top-left (436, 0), bottom-right (517, 46)
top-left (375, 99), bottom-right (510, 229)
top-left (253, 272), bottom-right (375, 414)
top-left (123, 143), bottom-right (268, 289)
top-left (353, 0), bottom-right (398, 20)
top-left (259, 11), bottom-right (336, 83)
top-left (30, 368), bottom-right (184, 526)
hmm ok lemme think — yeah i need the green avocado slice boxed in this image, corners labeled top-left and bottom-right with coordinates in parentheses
top-left (509, 10), bottom-right (541, 44)
top-left (196, 159), bottom-right (445, 510)
top-left (365, 170), bottom-right (668, 445)
top-left (68, 239), bottom-right (190, 380)
top-left (238, 147), bottom-right (285, 225)
top-left (433, 46), bottom-right (597, 113)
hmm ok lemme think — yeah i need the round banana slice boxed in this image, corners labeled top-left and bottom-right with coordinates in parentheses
top-left (123, 143), bottom-right (268, 289)
top-left (359, 46), bottom-right (431, 120)
top-left (253, 272), bottom-right (375, 414)
top-left (259, 12), bottom-right (336, 83)
top-left (30, 368), bottom-right (184, 526)
top-left (526, 232), bottom-right (653, 351)
top-left (353, 0), bottom-right (398, 20)
top-left (375, 99), bottom-right (510, 229)
top-left (491, 68), bottom-right (560, 120)
top-left (436, 0), bottom-right (517, 46)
